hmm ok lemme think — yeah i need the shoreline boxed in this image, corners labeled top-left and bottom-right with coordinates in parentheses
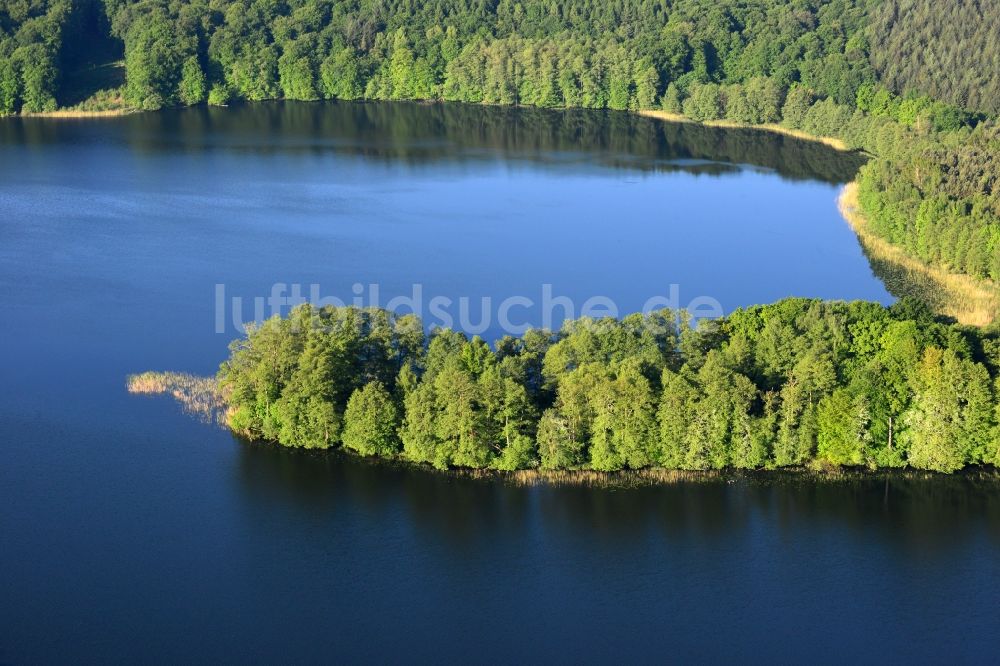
top-left (448, 463), bottom-right (1000, 487)
top-left (10, 99), bottom-right (851, 154)
top-left (238, 439), bottom-right (1000, 488)
top-left (838, 183), bottom-right (998, 326)
top-left (636, 109), bottom-right (851, 152)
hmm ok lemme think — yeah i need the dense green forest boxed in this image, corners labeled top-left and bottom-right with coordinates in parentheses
top-left (857, 122), bottom-right (1000, 283)
top-left (7, 0), bottom-right (990, 120)
top-left (220, 301), bottom-right (1000, 474)
top-left (4, 0), bottom-right (885, 112)
top-left (870, 0), bottom-right (1000, 116)
top-left (0, 0), bottom-right (71, 113)
top-left (2, 0), bottom-right (997, 317)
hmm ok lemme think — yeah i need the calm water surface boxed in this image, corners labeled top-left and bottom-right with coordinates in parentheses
top-left (3, 102), bottom-right (997, 663)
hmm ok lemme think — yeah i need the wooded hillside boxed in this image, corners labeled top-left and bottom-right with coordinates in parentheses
top-left (871, 0), bottom-right (1000, 115)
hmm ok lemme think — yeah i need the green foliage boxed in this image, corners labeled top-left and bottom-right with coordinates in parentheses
top-left (401, 382), bottom-right (443, 467)
top-left (903, 347), bottom-right (993, 472)
top-left (122, 12), bottom-right (190, 110)
top-left (219, 305), bottom-right (423, 450)
top-left (656, 369), bottom-right (697, 468)
top-left (387, 29), bottom-right (416, 99)
top-left (661, 82), bottom-right (682, 114)
top-left (871, 0), bottom-right (1000, 115)
top-left (320, 48), bottom-right (362, 100)
top-left (178, 56), bottom-right (205, 105)
top-left (816, 389), bottom-right (870, 466)
top-left (0, 0), bottom-right (69, 113)
top-left (278, 38), bottom-right (318, 101)
top-left (683, 83), bottom-right (723, 121)
top-left (780, 85), bottom-right (814, 129)
top-left (0, 57), bottom-right (21, 114)
top-left (219, 300), bottom-right (1000, 474)
top-left (724, 78), bottom-right (783, 125)
top-left (342, 382), bottom-right (400, 457)
top-left (19, 43), bottom-right (57, 111)
top-left (855, 121), bottom-right (1000, 283)
top-left (77, 0), bottom-right (928, 122)
top-left (271, 333), bottom-right (344, 449)
top-left (207, 83), bottom-right (230, 106)
top-left (494, 435), bottom-right (537, 471)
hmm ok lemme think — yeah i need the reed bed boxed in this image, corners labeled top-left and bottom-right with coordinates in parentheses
top-left (126, 371), bottom-right (226, 424)
top-left (839, 183), bottom-right (999, 326)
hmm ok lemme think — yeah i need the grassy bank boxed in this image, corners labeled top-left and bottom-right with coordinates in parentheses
top-left (838, 183), bottom-right (999, 326)
top-left (23, 84), bottom-right (135, 118)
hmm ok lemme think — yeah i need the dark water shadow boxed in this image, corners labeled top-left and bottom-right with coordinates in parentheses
top-left (2, 100), bottom-right (866, 183)
top-left (233, 441), bottom-right (1000, 556)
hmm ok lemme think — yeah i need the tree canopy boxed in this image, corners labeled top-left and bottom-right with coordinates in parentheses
top-left (219, 300), bottom-right (1000, 474)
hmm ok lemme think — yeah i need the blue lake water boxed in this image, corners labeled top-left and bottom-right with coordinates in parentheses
top-left (3, 102), bottom-right (996, 663)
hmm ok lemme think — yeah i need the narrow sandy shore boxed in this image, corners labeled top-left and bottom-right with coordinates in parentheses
top-left (637, 109), bottom-right (850, 152)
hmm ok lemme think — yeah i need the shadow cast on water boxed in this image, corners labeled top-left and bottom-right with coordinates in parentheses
top-left (3, 100), bottom-right (866, 183)
top-left (233, 440), bottom-right (1000, 556)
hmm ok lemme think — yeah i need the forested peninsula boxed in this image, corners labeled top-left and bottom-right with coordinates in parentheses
top-left (2, 0), bottom-right (1000, 323)
top-left (128, 298), bottom-right (1000, 476)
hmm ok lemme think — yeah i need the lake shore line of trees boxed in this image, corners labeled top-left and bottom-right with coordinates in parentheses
top-left (130, 298), bottom-right (1000, 476)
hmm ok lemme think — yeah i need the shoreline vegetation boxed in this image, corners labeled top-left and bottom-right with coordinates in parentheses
top-left (443, 463), bottom-right (1000, 487)
top-left (19, 85), bottom-right (136, 118)
top-left (127, 372), bottom-right (226, 424)
top-left (123, 366), bottom-right (1000, 487)
top-left (235, 440), bottom-right (1000, 488)
top-left (838, 183), bottom-right (999, 327)
top-left (21, 107), bottom-right (135, 118)
top-left (373, 457), bottom-right (1000, 488)
top-left (129, 294), bottom-right (1000, 478)
top-left (128, 361), bottom-right (1000, 487)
